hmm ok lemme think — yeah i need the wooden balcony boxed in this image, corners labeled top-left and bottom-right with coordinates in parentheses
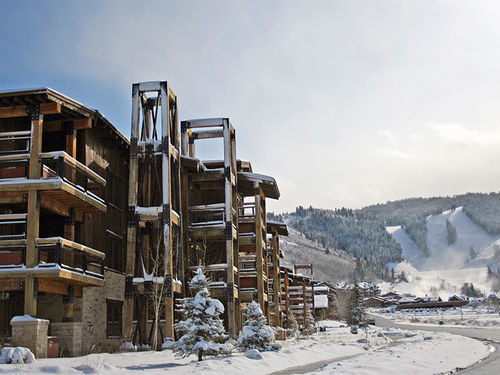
top-left (0, 237), bottom-right (105, 287)
top-left (0, 151), bottom-right (106, 214)
top-left (188, 203), bottom-right (237, 240)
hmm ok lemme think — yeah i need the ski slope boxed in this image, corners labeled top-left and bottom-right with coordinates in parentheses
top-left (385, 207), bottom-right (499, 296)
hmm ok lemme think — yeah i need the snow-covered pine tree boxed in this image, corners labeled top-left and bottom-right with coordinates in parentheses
top-left (287, 311), bottom-right (300, 339)
top-left (347, 281), bottom-right (365, 326)
top-left (172, 267), bottom-right (232, 361)
top-left (237, 301), bottom-right (280, 351)
top-left (301, 308), bottom-right (316, 335)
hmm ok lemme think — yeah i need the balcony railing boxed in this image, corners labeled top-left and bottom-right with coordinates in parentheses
top-left (238, 203), bottom-right (255, 219)
top-left (189, 203), bottom-right (226, 227)
top-left (0, 151), bottom-right (106, 206)
top-left (39, 152), bottom-right (106, 204)
top-left (0, 154), bottom-right (29, 179)
top-left (36, 237), bottom-right (105, 279)
top-left (0, 237), bottom-right (105, 280)
top-left (0, 130), bottom-right (31, 156)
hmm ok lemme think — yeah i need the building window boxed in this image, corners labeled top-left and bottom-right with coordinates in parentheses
top-left (107, 231), bottom-right (123, 272)
top-left (106, 299), bottom-right (123, 338)
top-left (107, 170), bottom-right (123, 210)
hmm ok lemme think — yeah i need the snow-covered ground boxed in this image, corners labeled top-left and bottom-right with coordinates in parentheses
top-left (370, 305), bottom-right (500, 329)
top-left (308, 331), bottom-right (491, 375)
top-left (0, 321), bottom-right (490, 375)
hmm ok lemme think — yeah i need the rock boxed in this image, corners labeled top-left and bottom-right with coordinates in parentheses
top-left (245, 349), bottom-right (263, 360)
top-left (161, 338), bottom-right (175, 350)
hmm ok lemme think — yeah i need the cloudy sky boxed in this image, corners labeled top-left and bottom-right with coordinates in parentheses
top-left (1, 1), bottom-right (500, 213)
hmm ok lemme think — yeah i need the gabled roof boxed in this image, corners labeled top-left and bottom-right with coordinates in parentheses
top-left (0, 87), bottom-right (128, 147)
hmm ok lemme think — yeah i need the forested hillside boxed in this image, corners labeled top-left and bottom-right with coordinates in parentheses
top-left (358, 192), bottom-right (500, 257)
top-left (272, 192), bottom-right (500, 282)
top-left (272, 207), bottom-right (403, 280)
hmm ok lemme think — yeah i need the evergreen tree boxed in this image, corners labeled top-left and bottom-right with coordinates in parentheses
top-left (460, 282), bottom-right (484, 298)
top-left (399, 270), bottom-right (408, 282)
top-left (446, 219), bottom-right (458, 245)
top-left (347, 282), bottom-right (365, 326)
top-left (287, 312), bottom-right (300, 339)
top-left (469, 246), bottom-right (477, 260)
top-left (302, 308), bottom-right (317, 335)
top-left (354, 257), bottom-right (365, 281)
top-left (173, 268), bottom-right (232, 361)
top-left (487, 265), bottom-right (493, 277)
top-left (237, 301), bottom-right (279, 351)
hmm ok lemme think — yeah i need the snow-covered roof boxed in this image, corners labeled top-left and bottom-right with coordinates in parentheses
top-left (314, 294), bottom-right (329, 308)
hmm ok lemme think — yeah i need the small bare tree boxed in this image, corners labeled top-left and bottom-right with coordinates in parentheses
top-left (332, 289), bottom-right (353, 322)
top-left (149, 224), bottom-right (176, 350)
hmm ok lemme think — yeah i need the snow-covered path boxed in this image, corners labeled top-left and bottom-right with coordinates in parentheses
top-left (367, 313), bottom-right (499, 375)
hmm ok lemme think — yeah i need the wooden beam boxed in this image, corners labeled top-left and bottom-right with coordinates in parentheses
top-left (0, 102), bottom-right (61, 119)
top-left (0, 279), bottom-right (24, 291)
top-left (74, 118), bottom-right (92, 129)
top-left (0, 191), bottom-right (25, 204)
top-left (44, 118), bottom-right (92, 132)
top-left (40, 192), bottom-right (70, 217)
top-left (38, 279), bottom-right (68, 295)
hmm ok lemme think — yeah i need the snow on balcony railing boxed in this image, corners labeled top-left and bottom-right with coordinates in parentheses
top-left (39, 151), bottom-right (106, 203)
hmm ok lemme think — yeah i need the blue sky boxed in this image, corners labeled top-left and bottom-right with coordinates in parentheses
top-left (2, 1), bottom-right (500, 212)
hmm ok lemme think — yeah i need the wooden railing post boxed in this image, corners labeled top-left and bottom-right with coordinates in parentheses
top-left (55, 242), bottom-right (62, 266)
top-left (82, 253), bottom-right (87, 274)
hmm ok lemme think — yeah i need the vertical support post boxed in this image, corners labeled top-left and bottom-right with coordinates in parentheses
top-left (124, 84), bottom-right (140, 341)
top-left (188, 138), bottom-right (195, 157)
top-left (25, 115), bottom-right (43, 316)
top-left (223, 119), bottom-right (236, 338)
top-left (63, 208), bottom-right (75, 267)
top-left (180, 123), bottom-right (188, 156)
top-left (160, 82), bottom-right (174, 339)
top-left (63, 286), bottom-right (74, 322)
top-left (254, 184), bottom-right (265, 320)
top-left (284, 269), bottom-right (290, 328)
top-left (180, 171), bottom-right (190, 297)
top-left (302, 281), bottom-right (308, 328)
top-left (139, 104), bottom-right (152, 344)
top-left (272, 231), bottom-right (281, 327)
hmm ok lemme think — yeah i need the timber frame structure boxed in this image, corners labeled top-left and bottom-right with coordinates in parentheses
top-left (0, 82), bottom-right (327, 357)
top-left (0, 88), bottom-right (129, 356)
top-left (124, 81), bottom-right (182, 346)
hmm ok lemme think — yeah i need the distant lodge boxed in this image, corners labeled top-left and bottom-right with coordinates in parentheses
top-left (0, 84), bottom-right (343, 358)
top-left (364, 292), bottom-right (468, 310)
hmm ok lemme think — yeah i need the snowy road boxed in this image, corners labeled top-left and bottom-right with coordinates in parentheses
top-left (369, 313), bottom-right (500, 374)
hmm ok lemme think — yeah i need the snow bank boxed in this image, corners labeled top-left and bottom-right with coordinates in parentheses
top-left (0, 347), bottom-right (36, 364)
top-left (10, 314), bottom-right (49, 323)
top-left (311, 331), bottom-right (489, 375)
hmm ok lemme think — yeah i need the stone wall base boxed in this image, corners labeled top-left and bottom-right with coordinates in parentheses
top-left (11, 317), bottom-right (49, 358)
top-left (51, 322), bottom-right (83, 357)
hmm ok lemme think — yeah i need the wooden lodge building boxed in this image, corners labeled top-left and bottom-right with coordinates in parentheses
top-left (0, 83), bottom-right (317, 358)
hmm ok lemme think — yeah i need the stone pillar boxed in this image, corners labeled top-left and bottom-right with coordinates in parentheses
top-left (51, 322), bottom-right (83, 357)
top-left (11, 316), bottom-right (49, 358)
